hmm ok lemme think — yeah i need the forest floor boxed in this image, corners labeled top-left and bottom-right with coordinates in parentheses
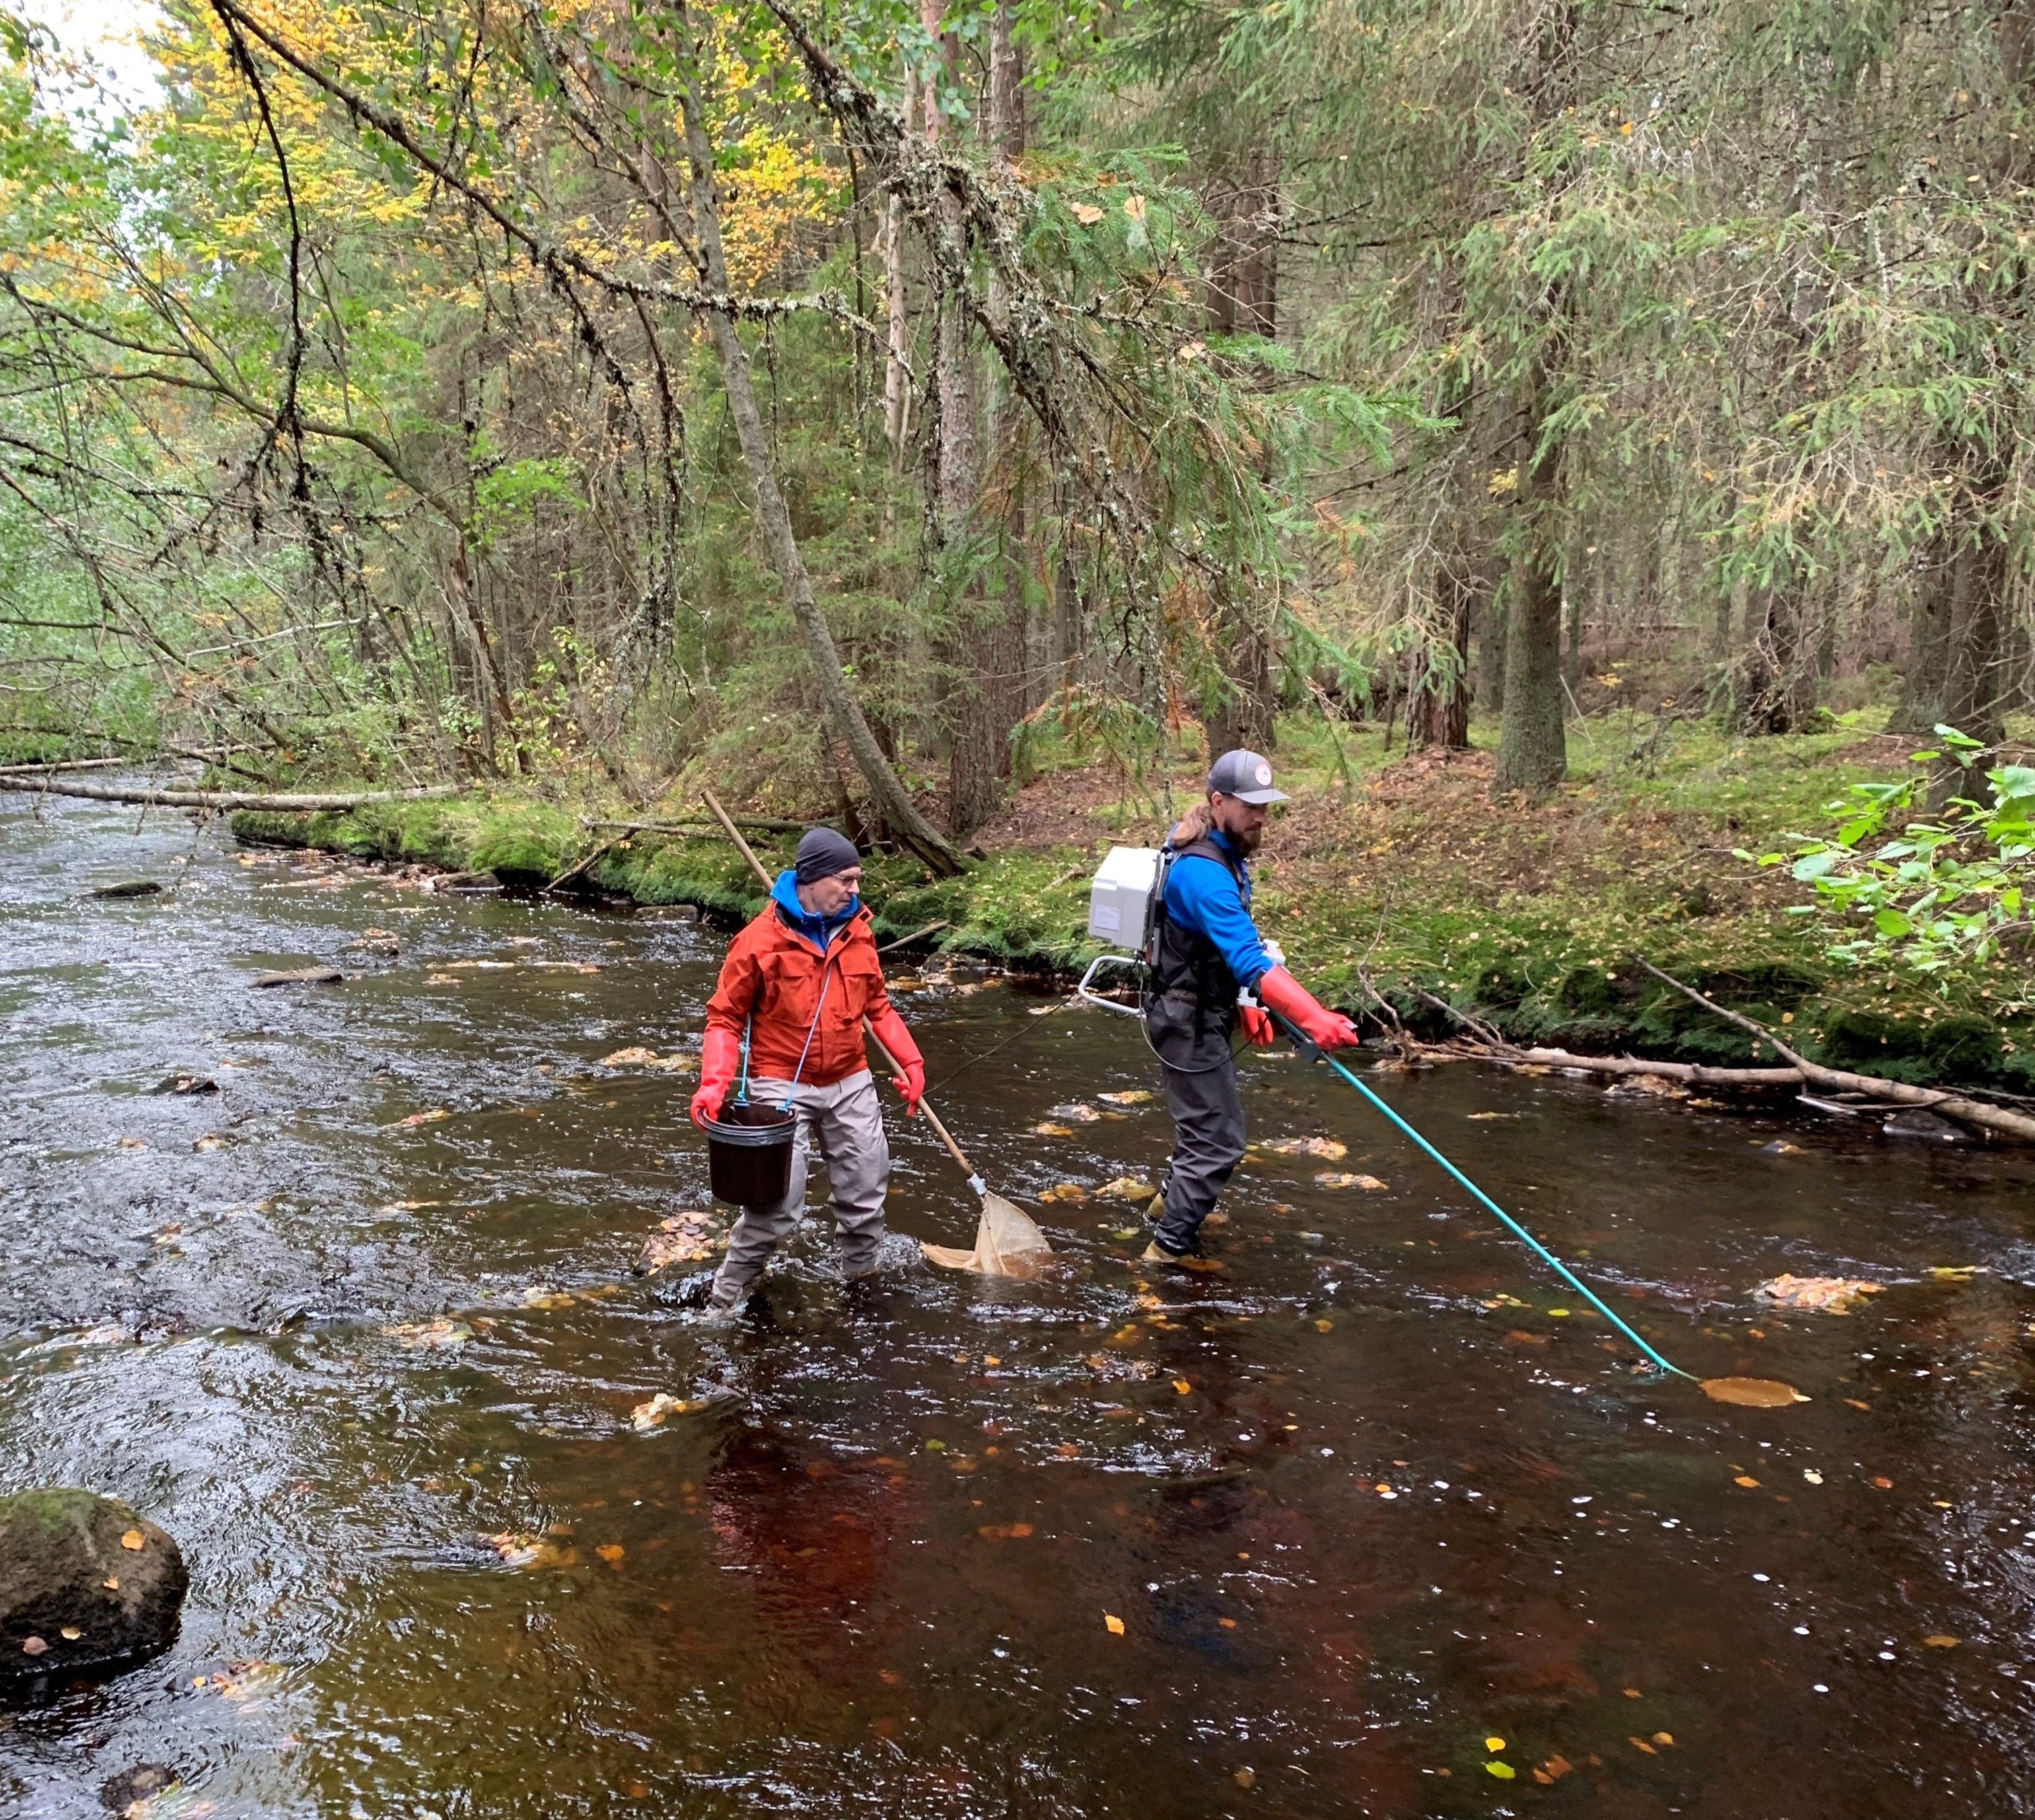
top-left (229, 705), bottom-right (2035, 1098)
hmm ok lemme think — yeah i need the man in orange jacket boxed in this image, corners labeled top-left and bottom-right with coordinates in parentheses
top-left (689, 826), bottom-right (925, 1315)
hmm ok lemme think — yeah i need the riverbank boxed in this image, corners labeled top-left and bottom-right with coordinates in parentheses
top-left (226, 709), bottom-right (2034, 1101)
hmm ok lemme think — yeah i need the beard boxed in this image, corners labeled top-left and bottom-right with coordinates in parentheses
top-left (1228, 815), bottom-right (1266, 855)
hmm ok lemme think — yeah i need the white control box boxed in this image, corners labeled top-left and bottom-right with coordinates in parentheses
top-left (1087, 846), bottom-right (1162, 951)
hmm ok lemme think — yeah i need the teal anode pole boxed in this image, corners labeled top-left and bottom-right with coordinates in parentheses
top-left (1273, 1015), bottom-right (1697, 1383)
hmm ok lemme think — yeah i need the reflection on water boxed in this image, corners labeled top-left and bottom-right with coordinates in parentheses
top-left (3, 795), bottom-right (2034, 1816)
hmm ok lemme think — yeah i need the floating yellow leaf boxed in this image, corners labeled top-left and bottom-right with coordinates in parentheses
top-left (1485, 1737), bottom-right (1505, 1751)
top-left (1652, 1732), bottom-right (1674, 1746)
top-left (1172, 1377), bottom-right (1191, 1394)
top-left (1702, 1377), bottom-right (1810, 1407)
top-left (1038, 1181), bottom-right (1088, 1202)
top-left (1923, 1634), bottom-right (1959, 1648)
top-left (1098, 1089), bottom-right (1153, 1106)
top-left (1103, 1613), bottom-right (1125, 1634)
top-left (1485, 1761), bottom-right (1515, 1779)
top-left (596, 1544), bottom-right (625, 1565)
top-left (1032, 1122), bottom-right (1075, 1138)
top-left (1734, 1475), bottom-right (1760, 1488)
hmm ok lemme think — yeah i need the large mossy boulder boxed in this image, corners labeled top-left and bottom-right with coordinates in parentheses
top-left (0, 1488), bottom-right (187, 1683)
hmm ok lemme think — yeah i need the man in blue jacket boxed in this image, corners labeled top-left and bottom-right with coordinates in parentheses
top-left (1143, 749), bottom-right (1361, 1264)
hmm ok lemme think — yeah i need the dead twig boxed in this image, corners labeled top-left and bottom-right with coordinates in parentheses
top-left (1411, 985), bottom-right (1509, 1050)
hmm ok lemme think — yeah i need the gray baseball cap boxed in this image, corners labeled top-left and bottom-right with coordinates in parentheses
top-left (1207, 748), bottom-right (1287, 804)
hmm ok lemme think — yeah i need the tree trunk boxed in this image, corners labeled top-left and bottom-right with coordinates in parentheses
top-left (880, 69), bottom-right (915, 470)
top-left (1495, 375), bottom-right (1566, 793)
top-left (1927, 521), bottom-right (2011, 807)
top-left (1203, 581), bottom-right (1278, 756)
top-left (985, 8), bottom-right (1031, 743)
top-left (1408, 532), bottom-right (1474, 750)
top-left (1205, 152), bottom-right (1280, 338)
top-left (1478, 586), bottom-right (1507, 721)
top-left (921, 0), bottom-right (1003, 838)
top-left (1736, 583), bottom-right (1816, 734)
top-left (676, 75), bottom-right (962, 874)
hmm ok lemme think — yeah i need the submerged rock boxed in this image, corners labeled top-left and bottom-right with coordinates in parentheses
top-left (88, 880), bottom-right (163, 900)
top-left (250, 966), bottom-right (344, 988)
top-left (0, 1488), bottom-right (188, 1683)
top-left (99, 1763), bottom-right (179, 1811)
top-left (1883, 1107), bottom-right (1968, 1143)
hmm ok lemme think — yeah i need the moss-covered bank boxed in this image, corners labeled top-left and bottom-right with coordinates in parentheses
top-left (231, 721), bottom-right (2034, 1101)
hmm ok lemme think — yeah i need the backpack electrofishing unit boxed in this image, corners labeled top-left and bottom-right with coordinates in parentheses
top-left (1077, 844), bottom-right (1276, 1025)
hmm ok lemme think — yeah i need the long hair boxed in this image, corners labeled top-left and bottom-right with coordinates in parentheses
top-left (1167, 798), bottom-right (1216, 846)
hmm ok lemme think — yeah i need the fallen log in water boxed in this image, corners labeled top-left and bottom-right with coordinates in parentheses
top-left (1489, 1048), bottom-right (1804, 1089)
top-left (1631, 958), bottom-right (2035, 1144)
top-left (1407, 959), bottom-right (2035, 1142)
top-left (0, 778), bottom-right (457, 812)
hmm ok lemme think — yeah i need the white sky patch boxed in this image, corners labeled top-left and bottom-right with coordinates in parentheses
top-left (17, 0), bottom-right (166, 120)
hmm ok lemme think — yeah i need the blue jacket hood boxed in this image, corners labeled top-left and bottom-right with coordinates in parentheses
top-left (771, 868), bottom-right (860, 952)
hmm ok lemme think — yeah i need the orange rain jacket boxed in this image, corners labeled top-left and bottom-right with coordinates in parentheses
top-left (703, 900), bottom-right (894, 1087)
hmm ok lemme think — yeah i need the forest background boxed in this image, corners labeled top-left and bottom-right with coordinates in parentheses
top-left (1, 0), bottom-right (2032, 1093)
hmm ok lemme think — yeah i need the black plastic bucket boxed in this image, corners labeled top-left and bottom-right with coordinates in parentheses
top-left (703, 1101), bottom-right (796, 1206)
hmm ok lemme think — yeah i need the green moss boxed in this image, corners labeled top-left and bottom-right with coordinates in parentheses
top-left (217, 718), bottom-right (2026, 1097)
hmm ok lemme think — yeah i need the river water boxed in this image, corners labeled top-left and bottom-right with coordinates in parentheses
top-left (2, 793), bottom-right (2033, 1818)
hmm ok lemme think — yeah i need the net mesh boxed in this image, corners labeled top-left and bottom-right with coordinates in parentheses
top-left (922, 1191), bottom-right (1053, 1278)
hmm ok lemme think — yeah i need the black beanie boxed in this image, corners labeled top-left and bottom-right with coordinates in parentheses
top-left (793, 825), bottom-right (861, 885)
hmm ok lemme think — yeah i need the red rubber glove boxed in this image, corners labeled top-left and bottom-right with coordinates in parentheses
top-left (867, 1006), bottom-right (926, 1115)
top-left (1239, 1003), bottom-right (1276, 1048)
top-left (689, 1025), bottom-right (740, 1128)
top-left (1256, 966), bottom-right (1361, 1051)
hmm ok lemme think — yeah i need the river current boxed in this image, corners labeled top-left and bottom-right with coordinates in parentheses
top-left (3, 792), bottom-right (2033, 1817)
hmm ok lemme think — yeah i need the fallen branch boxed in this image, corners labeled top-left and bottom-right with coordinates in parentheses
top-left (0, 777), bottom-right (458, 811)
top-left (1635, 957), bottom-right (2035, 1143)
top-left (1411, 985), bottom-right (1508, 1050)
top-left (0, 743), bottom-right (261, 778)
top-left (544, 837), bottom-right (621, 894)
top-left (585, 813), bottom-right (822, 836)
top-left (876, 919), bottom-right (948, 955)
top-left (1491, 1047), bottom-right (1804, 1089)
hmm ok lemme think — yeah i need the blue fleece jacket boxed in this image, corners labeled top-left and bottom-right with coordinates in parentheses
top-left (1162, 828), bottom-right (1272, 992)
top-left (770, 869), bottom-right (861, 953)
